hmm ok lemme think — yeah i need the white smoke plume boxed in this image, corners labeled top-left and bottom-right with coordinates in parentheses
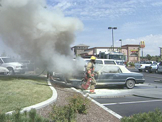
top-left (0, 0), bottom-right (85, 74)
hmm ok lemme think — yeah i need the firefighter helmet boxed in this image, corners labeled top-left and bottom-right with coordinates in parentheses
top-left (90, 56), bottom-right (96, 60)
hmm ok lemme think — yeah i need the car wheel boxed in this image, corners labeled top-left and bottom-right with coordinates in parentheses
top-left (155, 69), bottom-right (158, 74)
top-left (7, 68), bottom-right (14, 75)
top-left (148, 70), bottom-right (152, 73)
top-left (126, 79), bottom-right (135, 89)
top-left (138, 69), bottom-right (142, 72)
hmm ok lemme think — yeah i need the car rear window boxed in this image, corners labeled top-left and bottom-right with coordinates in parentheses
top-left (145, 62), bottom-right (152, 64)
top-left (95, 60), bottom-right (103, 64)
top-left (104, 61), bottom-right (115, 64)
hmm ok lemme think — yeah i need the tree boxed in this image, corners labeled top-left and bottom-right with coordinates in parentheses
top-left (146, 54), bottom-right (151, 61)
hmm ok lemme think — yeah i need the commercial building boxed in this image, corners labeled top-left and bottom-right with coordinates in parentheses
top-left (71, 44), bottom-right (140, 62)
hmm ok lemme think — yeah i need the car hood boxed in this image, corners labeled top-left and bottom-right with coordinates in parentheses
top-left (2, 62), bottom-right (23, 66)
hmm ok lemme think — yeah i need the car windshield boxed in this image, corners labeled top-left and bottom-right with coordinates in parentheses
top-left (145, 62), bottom-right (152, 64)
top-left (116, 61), bottom-right (124, 65)
top-left (104, 60), bottom-right (115, 64)
top-left (109, 54), bottom-right (125, 60)
top-left (140, 61), bottom-right (152, 64)
top-left (2, 58), bottom-right (15, 63)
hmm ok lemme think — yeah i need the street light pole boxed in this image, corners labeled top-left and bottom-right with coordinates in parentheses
top-left (108, 27), bottom-right (117, 51)
top-left (119, 39), bottom-right (122, 52)
top-left (119, 39), bottom-right (122, 47)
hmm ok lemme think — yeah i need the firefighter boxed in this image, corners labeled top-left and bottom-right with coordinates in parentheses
top-left (86, 56), bottom-right (97, 94)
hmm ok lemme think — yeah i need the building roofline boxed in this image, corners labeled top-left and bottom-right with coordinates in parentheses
top-left (71, 44), bottom-right (89, 48)
top-left (122, 44), bottom-right (140, 47)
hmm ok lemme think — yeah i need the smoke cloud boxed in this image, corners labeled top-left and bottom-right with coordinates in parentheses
top-left (0, 0), bottom-right (85, 74)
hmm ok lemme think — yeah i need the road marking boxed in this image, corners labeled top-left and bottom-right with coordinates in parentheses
top-left (102, 99), bottom-right (162, 106)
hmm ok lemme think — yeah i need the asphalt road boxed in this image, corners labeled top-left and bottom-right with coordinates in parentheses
top-left (93, 68), bottom-right (162, 117)
top-left (94, 96), bottom-right (162, 117)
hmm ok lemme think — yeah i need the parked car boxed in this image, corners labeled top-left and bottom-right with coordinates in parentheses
top-left (135, 61), bottom-right (157, 72)
top-left (19, 60), bottom-right (35, 71)
top-left (0, 66), bottom-right (9, 75)
top-left (84, 59), bottom-right (117, 65)
top-left (157, 61), bottom-right (162, 73)
top-left (66, 65), bottom-right (145, 89)
top-left (0, 57), bottom-right (27, 75)
top-left (145, 62), bottom-right (159, 73)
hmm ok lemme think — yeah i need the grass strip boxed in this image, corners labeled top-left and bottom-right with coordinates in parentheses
top-left (0, 76), bottom-right (52, 113)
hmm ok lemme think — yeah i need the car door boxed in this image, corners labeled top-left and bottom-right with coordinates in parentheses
top-left (96, 66), bottom-right (124, 84)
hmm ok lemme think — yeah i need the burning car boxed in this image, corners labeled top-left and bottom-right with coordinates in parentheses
top-left (66, 65), bottom-right (145, 89)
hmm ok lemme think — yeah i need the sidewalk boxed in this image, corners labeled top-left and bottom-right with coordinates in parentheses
top-left (76, 84), bottom-right (162, 99)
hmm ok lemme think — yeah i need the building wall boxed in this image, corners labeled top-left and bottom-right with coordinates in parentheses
top-left (128, 47), bottom-right (139, 62)
top-left (73, 46), bottom-right (89, 55)
top-left (76, 50), bottom-right (85, 55)
top-left (121, 45), bottom-right (140, 62)
top-left (73, 44), bottom-right (140, 62)
top-left (87, 50), bottom-right (94, 55)
top-left (121, 48), bottom-right (128, 56)
top-left (96, 49), bottom-right (108, 54)
top-left (96, 48), bottom-right (120, 54)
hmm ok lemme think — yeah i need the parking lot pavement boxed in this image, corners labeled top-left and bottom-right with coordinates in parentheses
top-left (80, 89), bottom-right (132, 98)
top-left (132, 87), bottom-right (162, 99)
top-left (77, 84), bottom-right (162, 99)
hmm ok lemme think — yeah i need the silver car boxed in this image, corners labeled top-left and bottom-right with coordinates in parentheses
top-left (67, 65), bottom-right (145, 89)
top-left (145, 62), bottom-right (159, 73)
top-left (157, 62), bottom-right (162, 73)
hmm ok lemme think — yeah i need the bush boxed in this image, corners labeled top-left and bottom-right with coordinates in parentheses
top-left (128, 62), bottom-right (135, 67)
top-left (121, 109), bottom-right (162, 122)
top-left (0, 108), bottom-right (49, 122)
top-left (50, 94), bottom-right (90, 122)
top-left (68, 94), bottom-right (90, 114)
top-left (50, 105), bottom-right (76, 122)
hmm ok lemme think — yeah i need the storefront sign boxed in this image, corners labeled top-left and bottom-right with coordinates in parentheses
top-left (140, 41), bottom-right (145, 48)
top-left (130, 49), bottom-right (138, 53)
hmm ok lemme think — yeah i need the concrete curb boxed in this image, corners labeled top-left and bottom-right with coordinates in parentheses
top-left (71, 87), bottom-right (122, 120)
top-left (6, 80), bottom-right (57, 115)
top-left (154, 80), bottom-right (162, 83)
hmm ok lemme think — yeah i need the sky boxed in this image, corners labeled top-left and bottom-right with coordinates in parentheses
top-left (0, 0), bottom-right (162, 57)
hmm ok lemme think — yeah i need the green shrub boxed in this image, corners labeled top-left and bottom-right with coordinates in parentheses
top-left (128, 62), bottom-right (135, 67)
top-left (50, 105), bottom-right (76, 122)
top-left (0, 112), bottom-right (5, 122)
top-left (121, 109), bottom-right (162, 122)
top-left (68, 94), bottom-right (90, 114)
top-left (0, 108), bottom-right (49, 122)
top-left (50, 94), bottom-right (90, 122)
top-left (125, 62), bottom-right (128, 67)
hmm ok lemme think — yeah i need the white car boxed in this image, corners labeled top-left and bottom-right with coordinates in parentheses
top-left (0, 66), bottom-right (9, 75)
top-left (84, 59), bottom-right (117, 65)
top-left (0, 57), bottom-right (27, 75)
top-left (135, 61), bottom-right (157, 72)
